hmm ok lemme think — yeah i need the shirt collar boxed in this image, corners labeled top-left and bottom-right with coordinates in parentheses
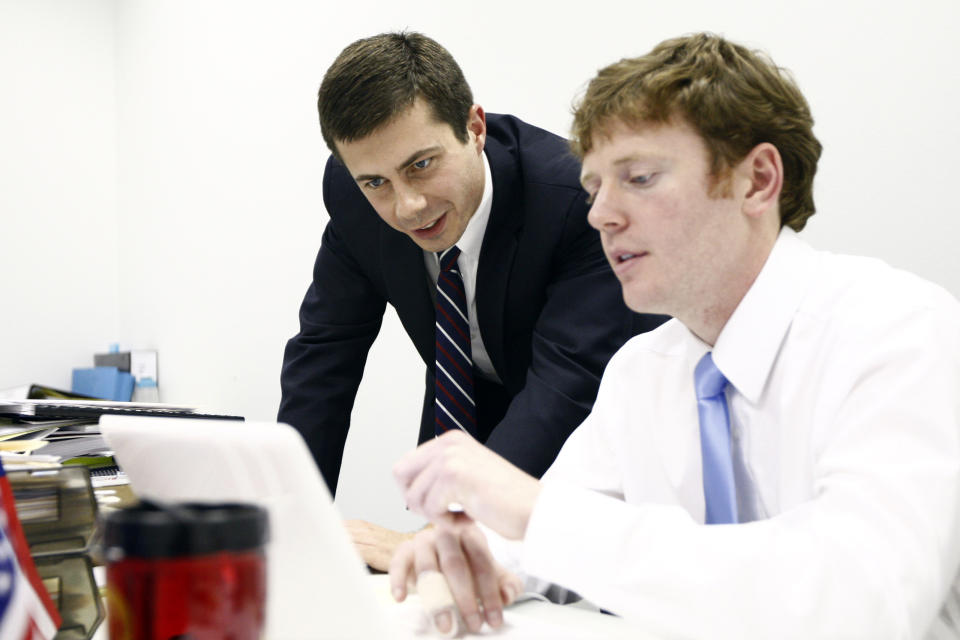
top-left (711, 228), bottom-right (819, 403)
top-left (452, 151), bottom-right (493, 262)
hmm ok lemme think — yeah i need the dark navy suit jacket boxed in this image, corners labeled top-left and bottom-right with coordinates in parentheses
top-left (279, 114), bottom-right (666, 494)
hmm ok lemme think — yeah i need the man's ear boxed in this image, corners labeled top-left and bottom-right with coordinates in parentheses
top-left (467, 104), bottom-right (486, 153)
top-left (741, 142), bottom-right (783, 219)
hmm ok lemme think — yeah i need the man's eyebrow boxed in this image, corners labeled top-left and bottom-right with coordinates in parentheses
top-left (395, 145), bottom-right (442, 173)
top-left (612, 153), bottom-right (653, 167)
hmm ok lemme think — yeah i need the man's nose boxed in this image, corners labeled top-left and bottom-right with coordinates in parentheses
top-left (394, 183), bottom-right (428, 225)
top-left (586, 184), bottom-right (627, 233)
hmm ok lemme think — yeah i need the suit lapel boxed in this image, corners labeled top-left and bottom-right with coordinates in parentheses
top-left (476, 138), bottom-right (523, 386)
top-left (380, 227), bottom-right (435, 365)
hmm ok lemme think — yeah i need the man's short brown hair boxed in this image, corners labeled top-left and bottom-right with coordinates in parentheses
top-left (571, 33), bottom-right (822, 231)
top-left (317, 32), bottom-right (473, 160)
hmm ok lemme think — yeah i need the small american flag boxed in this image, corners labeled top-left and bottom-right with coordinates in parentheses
top-left (0, 459), bottom-right (60, 640)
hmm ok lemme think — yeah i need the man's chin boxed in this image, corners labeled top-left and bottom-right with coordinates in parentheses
top-left (409, 233), bottom-right (454, 253)
top-left (623, 291), bottom-right (664, 316)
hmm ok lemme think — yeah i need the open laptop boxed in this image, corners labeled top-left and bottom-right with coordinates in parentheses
top-left (99, 416), bottom-right (400, 639)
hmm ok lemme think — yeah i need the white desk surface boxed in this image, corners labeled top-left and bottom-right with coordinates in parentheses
top-left (92, 572), bottom-right (655, 639)
top-left (369, 574), bottom-right (654, 639)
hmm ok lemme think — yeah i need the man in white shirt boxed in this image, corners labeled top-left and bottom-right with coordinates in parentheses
top-left (388, 33), bottom-right (960, 638)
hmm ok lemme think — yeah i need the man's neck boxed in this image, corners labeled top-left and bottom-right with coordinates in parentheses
top-left (684, 229), bottom-right (779, 346)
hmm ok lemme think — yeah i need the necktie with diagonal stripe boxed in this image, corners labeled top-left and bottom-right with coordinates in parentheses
top-left (435, 246), bottom-right (477, 437)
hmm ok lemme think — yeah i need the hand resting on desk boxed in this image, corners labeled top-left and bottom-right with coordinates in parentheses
top-left (345, 519), bottom-right (415, 572)
top-left (390, 432), bottom-right (541, 635)
top-left (389, 516), bottom-right (524, 635)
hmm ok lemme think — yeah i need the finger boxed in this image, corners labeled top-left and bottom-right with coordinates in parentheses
top-left (346, 520), bottom-right (398, 572)
top-left (498, 569), bottom-right (524, 607)
top-left (365, 545), bottom-right (393, 573)
top-left (388, 540), bottom-right (416, 602)
top-left (392, 434), bottom-right (452, 489)
top-left (434, 525), bottom-right (483, 633)
top-left (415, 570), bottom-right (461, 638)
top-left (412, 529), bottom-right (440, 575)
top-left (408, 445), bottom-right (484, 521)
top-left (423, 462), bottom-right (474, 520)
top-left (344, 518), bottom-right (380, 535)
top-left (393, 431), bottom-right (472, 491)
top-left (345, 520), bottom-right (373, 547)
top-left (461, 524), bottom-right (505, 628)
top-left (404, 453), bottom-right (455, 519)
top-left (412, 531), bottom-right (463, 636)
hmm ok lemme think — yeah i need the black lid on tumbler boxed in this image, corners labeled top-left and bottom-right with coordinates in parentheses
top-left (103, 501), bottom-right (269, 559)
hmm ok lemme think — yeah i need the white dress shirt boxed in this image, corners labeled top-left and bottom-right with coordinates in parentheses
top-left (491, 229), bottom-right (960, 639)
top-left (424, 152), bottom-right (500, 383)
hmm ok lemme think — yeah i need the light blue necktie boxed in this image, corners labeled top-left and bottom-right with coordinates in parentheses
top-left (695, 352), bottom-right (738, 524)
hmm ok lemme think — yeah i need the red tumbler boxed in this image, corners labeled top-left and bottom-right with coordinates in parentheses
top-left (103, 502), bottom-right (268, 640)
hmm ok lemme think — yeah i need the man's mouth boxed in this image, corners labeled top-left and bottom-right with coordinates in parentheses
top-left (609, 249), bottom-right (648, 275)
top-left (412, 211), bottom-right (448, 238)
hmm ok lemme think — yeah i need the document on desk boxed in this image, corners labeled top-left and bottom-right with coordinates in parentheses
top-left (0, 423), bottom-right (59, 441)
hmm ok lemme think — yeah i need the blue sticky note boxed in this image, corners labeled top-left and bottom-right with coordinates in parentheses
top-left (72, 367), bottom-right (135, 401)
top-left (114, 371), bottom-right (135, 402)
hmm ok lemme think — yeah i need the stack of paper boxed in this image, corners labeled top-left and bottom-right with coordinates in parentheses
top-left (0, 399), bottom-right (242, 476)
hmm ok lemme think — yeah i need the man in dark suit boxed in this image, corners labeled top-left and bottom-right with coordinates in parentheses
top-left (279, 31), bottom-right (664, 569)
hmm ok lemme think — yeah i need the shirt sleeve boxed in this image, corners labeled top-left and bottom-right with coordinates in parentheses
top-left (518, 303), bottom-right (960, 640)
top-left (484, 353), bottom-right (629, 598)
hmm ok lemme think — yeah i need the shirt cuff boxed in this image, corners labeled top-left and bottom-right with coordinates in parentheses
top-left (478, 522), bottom-right (523, 576)
top-left (520, 479), bottom-right (694, 597)
top-left (521, 480), bottom-right (614, 586)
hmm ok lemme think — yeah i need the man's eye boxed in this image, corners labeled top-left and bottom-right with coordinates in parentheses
top-left (584, 192), bottom-right (596, 205)
top-left (630, 173), bottom-right (653, 185)
top-left (413, 157), bottom-right (432, 170)
top-left (365, 177), bottom-right (385, 189)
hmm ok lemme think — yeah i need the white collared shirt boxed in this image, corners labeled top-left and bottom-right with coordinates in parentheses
top-left (493, 229), bottom-right (960, 638)
top-left (424, 152), bottom-right (500, 382)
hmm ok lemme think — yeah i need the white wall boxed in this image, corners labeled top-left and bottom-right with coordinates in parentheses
top-left (3, 0), bottom-right (958, 531)
top-left (0, 0), bottom-right (120, 392)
